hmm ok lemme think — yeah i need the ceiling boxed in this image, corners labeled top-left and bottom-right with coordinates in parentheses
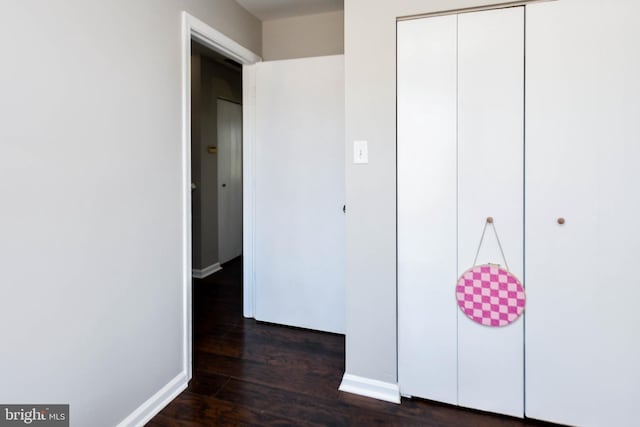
top-left (235, 0), bottom-right (343, 21)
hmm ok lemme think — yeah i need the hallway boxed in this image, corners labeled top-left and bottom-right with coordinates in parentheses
top-left (148, 258), bottom-right (557, 426)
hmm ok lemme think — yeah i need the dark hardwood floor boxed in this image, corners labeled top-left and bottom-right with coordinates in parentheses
top-left (148, 257), bottom-right (560, 427)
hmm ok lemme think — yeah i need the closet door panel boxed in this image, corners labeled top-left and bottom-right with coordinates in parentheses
top-left (457, 7), bottom-right (524, 417)
top-left (526, 1), bottom-right (640, 426)
top-left (397, 16), bottom-right (458, 404)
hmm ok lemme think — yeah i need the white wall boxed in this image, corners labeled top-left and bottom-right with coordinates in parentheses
top-left (262, 11), bottom-right (344, 61)
top-left (343, 0), bottom-right (526, 386)
top-left (0, 1), bottom-right (259, 426)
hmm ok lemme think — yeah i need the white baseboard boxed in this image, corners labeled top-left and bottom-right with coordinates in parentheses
top-left (116, 371), bottom-right (188, 427)
top-left (192, 262), bottom-right (222, 279)
top-left (338, 373), bottom-right (401, 404)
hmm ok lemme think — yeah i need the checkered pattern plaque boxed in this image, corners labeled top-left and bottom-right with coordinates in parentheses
top-left (456, 265), bottom-right (525, 327)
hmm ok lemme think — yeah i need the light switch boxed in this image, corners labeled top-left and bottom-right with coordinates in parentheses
top-left (354, 140), bottom-right (368, 164)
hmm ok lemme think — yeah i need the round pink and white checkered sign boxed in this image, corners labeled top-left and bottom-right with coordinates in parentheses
top-left (456, 265), bottom-right (525, 327)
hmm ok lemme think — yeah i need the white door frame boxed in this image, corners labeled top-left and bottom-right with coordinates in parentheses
top-left (181, 11), bottom-right (261, 379)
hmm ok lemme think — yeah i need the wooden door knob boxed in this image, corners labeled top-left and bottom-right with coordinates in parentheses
top-left (557, 218), bottom-right (566, 225)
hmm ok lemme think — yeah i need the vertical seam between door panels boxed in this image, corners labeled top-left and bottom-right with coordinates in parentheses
top-left (395, 19), bottom-right (400, 387)
top-left (522, 5), bottom-right (527, 417)
top-left (455, 13), bottom-right (460, 406)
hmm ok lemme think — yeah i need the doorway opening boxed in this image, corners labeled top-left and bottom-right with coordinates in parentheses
top-left (190, 38), bottom-right (244, 380)
top-left (190, 41), bottom-right (243, 278)
top-left (181, 12), bottom-right (261, 380)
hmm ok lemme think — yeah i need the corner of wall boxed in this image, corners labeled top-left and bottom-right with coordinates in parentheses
top-left (116, 372), bottom-right (189, 427)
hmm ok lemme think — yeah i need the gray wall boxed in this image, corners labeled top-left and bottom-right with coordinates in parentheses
top-left (344, 0), bottom-right (525, 384)
top-left (192, 51), bottom-right (242, 270)
top-left (262, 11), bottom-right (344, 60)
top-left (0, 1), bottom-right (259, 426)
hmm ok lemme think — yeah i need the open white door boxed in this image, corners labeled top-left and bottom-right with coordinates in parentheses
top-left (254, 55), bottom-right (345, 334)
top-left (218, 99), bottom-right (243, 265)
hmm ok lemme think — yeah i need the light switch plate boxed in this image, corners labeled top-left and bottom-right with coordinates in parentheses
top-left (354, 140), bottom-right (368, 164)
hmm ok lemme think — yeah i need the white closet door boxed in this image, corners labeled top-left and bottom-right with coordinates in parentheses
top-left (218, 99), bottom-right (243, 264)
top-left (254, 56), bottom-right (345, 334)
top-left (398, 15), bottom-right (458, 405)
top-left (526, 1), bottom-right (640, 426)
top-left (457, 8), bottom-right (524, 417)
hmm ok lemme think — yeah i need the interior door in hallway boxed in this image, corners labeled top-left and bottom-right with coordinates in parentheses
top-left (218, 99), bottom-right (243, 265)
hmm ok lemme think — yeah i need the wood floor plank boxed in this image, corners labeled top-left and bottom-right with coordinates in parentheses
top-left (195, 351), bottom-right (342, 401)
top-left (226, 322), bottom-right (344, 357)
top-left (160, 391), bottom-right (313, 427)
top-left (187, 372), bottom-right (230, 397)
top-left (147, 413), bottom-right (207, 427)
top-left (197, 331), bottom-right (344, 373)
top-left (213, 378), bottom-right (350, 427)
